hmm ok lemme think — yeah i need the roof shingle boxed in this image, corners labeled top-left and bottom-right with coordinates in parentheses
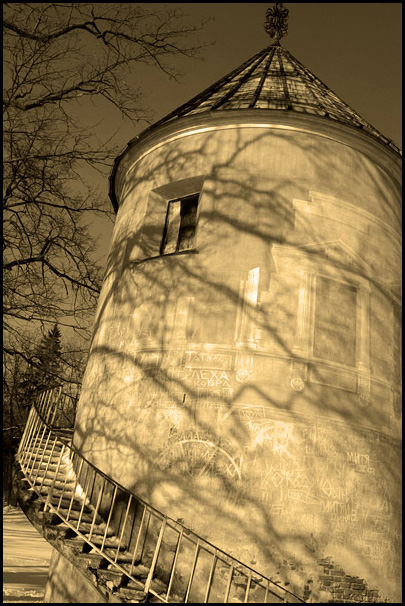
top-left (151, 43), bottom-right (399, 154)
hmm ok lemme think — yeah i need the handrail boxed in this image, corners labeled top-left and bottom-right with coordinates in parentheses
top-left (17, 386), bottom-right (305, 603)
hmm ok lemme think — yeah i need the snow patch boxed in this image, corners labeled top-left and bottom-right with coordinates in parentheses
top-left (3, 506), bottom-right (52, 604)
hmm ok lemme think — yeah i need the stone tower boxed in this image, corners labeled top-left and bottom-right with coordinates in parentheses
top-left (57, 5), bottom-right (401, 603)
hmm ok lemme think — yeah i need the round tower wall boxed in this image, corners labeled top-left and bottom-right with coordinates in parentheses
top-left (74, 123), bottom-right (401, 602)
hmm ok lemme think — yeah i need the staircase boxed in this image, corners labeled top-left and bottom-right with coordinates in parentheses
top-left (16, 387), bottom-right (305, 604)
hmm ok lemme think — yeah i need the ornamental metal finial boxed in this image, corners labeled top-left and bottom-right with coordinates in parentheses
top-left (265, 3), bottom-right (289, 43)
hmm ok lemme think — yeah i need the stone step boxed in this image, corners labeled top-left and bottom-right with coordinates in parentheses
top-left (115, 586), bottom-right (147, 602)
top-left (25, 468), bottom-right (68, 481)
top-left (146, 595), bottom-right (166, 603)
top-left (28, 461), bottom-right (65, 471)
top-left (73, 522), bottom-right (115, 537)
top-left (64, 536), bottom-right (88, 554)
top-left (52, 428), bottom-right (74, 436)
top-left (22, 454), bottom-right (68, 466)
top-left (120, 564), bottom-right (150, 581)
top-left (30, 459), bottom-right (70, 470)
top-left (22, 444), bottom-right (65, 454)
top-left (96, 568), bottom-right (126, 589)
top-left (29, 471), bottom-right (71, 484)
top-left (43, 523), bottom-right (72, 542)
top-left (31, 475), bottom-right (74, 489)
top-left (63, 532), bottom-right (130, 556)
top-left (39, 492), bottom-right (78, 507)
top-left (23, 439), bottom-right (66, 449)
top-left (48, 496), bottom-right (92, 513)
top-left (149, 578), bottom-right (168, 596)
top-left (19, 488), bottom-right (44, 508)
top-left (56, 507), bottom-right (103, 525)
top-left (75, 551), bottom-right (107, 571)
top-left (41, 508), bottom-right (67, 525)
top-left (19, 475), bottom-right (34, 486)
top-left (33, 477), bottom-right (76, 491)
top-left (103, 549), bottom-right (139, 564)
top-left (83, 534), bottom-right (128, 551)
top-left (25, 446), bottom-right (68, 460)
top-left (28, 461), bottom-right (73, 477)
top-left (38, 483), bottom-right (78, 498)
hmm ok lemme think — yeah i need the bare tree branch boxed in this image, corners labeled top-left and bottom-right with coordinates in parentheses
top-left (3, 3), bottom-right (206, 370)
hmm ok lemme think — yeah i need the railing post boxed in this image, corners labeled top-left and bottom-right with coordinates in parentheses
top-left (27, 422), bottom-right (48, 476)
top-left (114, 494), bottom-right (132, 563)
top-left (75, 462), bottom-right (92, 531)
top-left (37, 390), bottom-right (47, 418)
top-left (49, 386), bottom-right (62, 426)
top-left (41, 389), bottom-right (53, 423)
top-left (204, 550), bottom-right (217, 603)
top-left (66, 457), bottom-right (84, 522)
top-left (264, 579), bottom-right (269, 603)
top-left (55, 450), bottom-right (76, 513)
top-left (23, 412), bottom-right (44, 473)
top-left (38, 436), bottom-right (59, 490)
top-left (32, 430), bottom-right (53, 485)
top-left (166, 527), bottom-right (184, 601)
top-left (100, 485), bottom-right (117, 551)
top-left (224, 564), bottom-right (234, 603)
top-left (144, 518), bottom-right (167, 594)
top-left (17, 406), bottom-right (35, 459)
top-left (129, 506), bottom-right (147, 576)
top-left (243, 571), bottom-right (252, 603)
top-left (88, 477), bottom-right (106, 542)
top-left (19, 409), bottom-right (38, 469)
top-left (184, 540), bottom-right (200, 603)
top-left (43, 443), bottom-right (64, 513)
top-left (15, 383), bottom-right (306, 605)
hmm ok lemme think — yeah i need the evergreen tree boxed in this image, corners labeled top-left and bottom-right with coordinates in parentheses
top-left (22, 324), bottom-right (63, 400)
top-left (34, 323), bottom-right (62, 387)
top-left (3, 324), bottom-right (76, 504)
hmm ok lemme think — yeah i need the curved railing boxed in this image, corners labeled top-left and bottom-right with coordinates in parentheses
top-left (16, 387), bottom-right (305, 603)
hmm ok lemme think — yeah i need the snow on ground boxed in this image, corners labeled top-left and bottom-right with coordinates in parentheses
top-left (3, 505), bottom-right (53, 603)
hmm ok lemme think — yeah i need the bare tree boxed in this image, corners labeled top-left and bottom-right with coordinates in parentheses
top-left (3, 2), bottom-right (206, 363)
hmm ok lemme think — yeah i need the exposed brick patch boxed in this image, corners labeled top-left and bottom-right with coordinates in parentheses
top-left (303, 584), bottom-right (311, 601)
top-left (317, 557), bottom-right (384, 603)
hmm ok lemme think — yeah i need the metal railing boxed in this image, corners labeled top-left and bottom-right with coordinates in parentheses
top-left (17, 387), bottom-right (304, 603)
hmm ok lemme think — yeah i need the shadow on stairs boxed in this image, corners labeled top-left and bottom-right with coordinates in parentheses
top-left (15, 388), bottom-right (305, 604)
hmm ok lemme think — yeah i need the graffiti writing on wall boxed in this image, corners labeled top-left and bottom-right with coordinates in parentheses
top-left (136, 350), bottom-right (161, 367)
top-left (160, 430), bottom-right (242, 482)
top-left (135, 350), bottom-right (185, 368)
top-left (246, 419), bottom-right (295, 455)
top-left (184, 351), bottom-right (233, 370)
top-left (168, 367), bottom-right (233, 391)
top-left (346, 451), bottom-right (375, 474)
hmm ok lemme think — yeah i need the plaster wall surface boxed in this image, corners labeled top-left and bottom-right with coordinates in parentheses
top-left (74, 121), bottom-right (401, 601)
top-left (44, 548), bottom-right (107, 603)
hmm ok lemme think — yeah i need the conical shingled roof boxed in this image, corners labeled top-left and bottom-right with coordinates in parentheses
top-left (149, 43), bottom-right (399, 154)
top-left (109, 39), bottom-right (400, 211)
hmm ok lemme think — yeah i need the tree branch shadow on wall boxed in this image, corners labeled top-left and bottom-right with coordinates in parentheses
top-left (71, 130), bottom-right (401, 602)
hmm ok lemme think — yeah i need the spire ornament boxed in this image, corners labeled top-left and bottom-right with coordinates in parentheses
top-left (265, 3), bottom-right (289, 43)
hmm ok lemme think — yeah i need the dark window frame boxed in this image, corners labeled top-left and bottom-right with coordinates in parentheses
top-left (160, 192), bottom-right (200, 256)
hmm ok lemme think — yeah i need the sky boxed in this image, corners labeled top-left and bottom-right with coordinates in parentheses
top-left (91, 2), bottom-right (402, 262)
top-left (125, 3), bottom-right (402, 147)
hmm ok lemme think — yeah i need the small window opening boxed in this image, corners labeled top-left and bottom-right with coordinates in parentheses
top-left (161, 193), bottom-right (199, 255)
